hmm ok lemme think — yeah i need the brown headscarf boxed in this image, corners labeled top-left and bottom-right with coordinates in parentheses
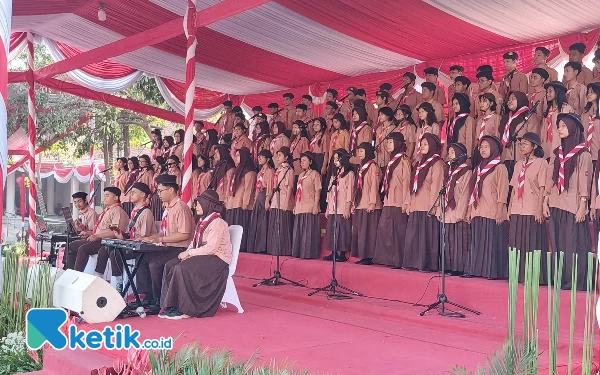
top-left (445, 143), bottom-right (470, 210)
top-left (384, 133), bottom-right (407, 197)
top-left (469, 135), bottom-right (502, 205)
top-left (410, 133), bottom-right (441, 193)
top-left (499, 91), bottom-right (529, 148)
top-left (231, 147), bottom-right (255, 193)
top-left (354, 142), bottom-right (376, 204)
top-left (552, 113), bottom-right (586, 192)
top-left (208, 145), bottom-right (234, 190)
top-left (202, 129), bottom-right (219, 157)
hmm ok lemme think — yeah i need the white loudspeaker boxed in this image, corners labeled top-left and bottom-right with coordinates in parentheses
top-left (53, 269), bottom-right (126, 324)
top-left (26, 265), bottom-right (65, 301)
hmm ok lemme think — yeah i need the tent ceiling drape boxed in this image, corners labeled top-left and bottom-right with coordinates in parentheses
top-left (9, 0), bottom-right (600, 120)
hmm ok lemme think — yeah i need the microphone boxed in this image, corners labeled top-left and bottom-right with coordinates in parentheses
top-left (98, 167), bottom-right (113, 174)
top-left (339, 94), bottom-right (349, 102)
top-left (140, 140), bottom-right (153, 147)
top-left (249, 114), bottom-right (259, 120)
top-left (445, 157), bottom-right (461, 167)
top-left (292, 157), bottom-right (301, 162)
top-left (524, 101), bottom-right (540, 121)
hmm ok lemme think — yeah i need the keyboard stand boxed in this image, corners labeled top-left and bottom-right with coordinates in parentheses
top-left (116, 249), bottom-right (149, 318)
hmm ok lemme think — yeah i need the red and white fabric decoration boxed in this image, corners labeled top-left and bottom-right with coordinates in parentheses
top-left (26, 32), bottom-right (36, 256)
top-left (0, 0), bottom-right (11, 245)
top-left (181, 0), bottom-right (197, 205)
top-left (87, 117), bottom-right (95, 205)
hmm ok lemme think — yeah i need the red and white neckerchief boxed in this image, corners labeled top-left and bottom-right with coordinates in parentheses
top-left (196, 172), bottom-right (207, 197)
top-left (290, 136), bottom-right (301, 153)
top-left (255, 168), bottom-right (267, 191)
top-left (479, 113), bottom-right (494, 142)
top-left (557, 143), bottom-right (585, 193)
top-left (92, 203), bottom-right (120, 234)
top-left (503, 71), bottom-right (514, 97)
top-left (331, 170), bottom-right (342, 204)
top-left (330, 130), bottom-right (340, 151)
top-left (586, 115), bottom-right (596, 148)
top-left (162, 148), bottom-right (171, 158)
top-left (269, 134), bottom-right (282, 154)
top-left (412, 154), bottom-right (439, 193)
top-left (517, 158), bottom-right (535, 199)
top-left (416, 126), bottom-right (432, 155)
top-left (444, 162), bottom-right (468, 206)
top-left (448, 113), bottom-right (469, 140)
top-left (193, 212), bottom-right (221, 248)
top-left (309, 133), bottom-right (322, 152)
top-left (357, 159), bottom-right (375, 190)
top-left (400, 88), bottom-right (415, 104)
top-left (272, 163), bottom-right (290, 188)
top-left (527, 92), bottom-right (540, 108)
top-left (151, 143), bottom-right (160, 160)
top-left (170, 143), bottom-right (180, 155)
top-left (377, 126), bottom-right (394, 155)
top-left (469, 157), bottom-right (501, 205)
top-left (160, 199), bottom-right (180, 245)
top-left (350, 121), bottom-right (367, 151)
top-left (78, 207), bottom-right (91, 231)
top-left (381, 152), bottom-right (405, 192)
top-left (128, 204), bottom-right (149, 238)
top-left (228, 173), bottom-right (236, 196)
top-left (220, 114), bottom-right (229, 135)
top-left (253, 136), bottom-right (267, 162)
top-left (295, 171), bottom-right (311, 202)
top-left (501, 106), bottom-right (529, 146)
top-left (545, 106), bottom-right (557, 143)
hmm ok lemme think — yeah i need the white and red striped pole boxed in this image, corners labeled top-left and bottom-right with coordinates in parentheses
top-left (0, 0), bottom-right (12, 246)
top-left (26, 32), bottom-right (36, 256)
top-left (88, 116), bottom-right (96, 206)
top-left (181, 0), bottom-right (197, 205)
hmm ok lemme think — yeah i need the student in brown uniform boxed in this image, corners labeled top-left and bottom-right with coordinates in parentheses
top-left (447, 65), bottom-right (465, 105)
top-left (394, 104), bottom-right (418, 159)
top-left (194, 155), bottom-right (211, 199)
top-left (533, 46), bottom-right (559, 83)
top-left (268, 103), bottom-right (284, 127)
top-left (323, 149), bottom-right (354, 262)
top-left (543, 81), bottom-right (573, 159)
top-left (230, 123), bottom-right (252, 159)
top-left (527, 68), bottom-right (549, 131)
top-left (355, 89), bottom-right (378, 126)
top-left (208, 145), bottom-right (235, 203)
top-left (171, 129), bottom-right (184, 161)
top-left (465, 135), bottom-right (508, 280)
top-left (269, 121), bottom-right (290, 168)
top-left (423, 67), bottom-right (446, 106)
top-left (150, 129), bottom-right (162, 161)
top-left (247, 150), bottom-right (275, 254)
top-left (448, 93), bottom-right (476, 158)
top-left (564, 62), bottom-right (588, 115)
top-left (290, 120), bottom-right (310, 176)
top-left (266, 147), bottom-right (295, 256)
top-left (201, 129), bottom-right (219, 158)
top-left (217, 100), bottom-right (235, 136)
top-left (325, 88), bottom-right (338, 103)
top-left (162, 136), bottom-right (174, 159)
top-left (339, 87), bottom-right (357, 123)
top-left (114, 157), bottom-right (129, 195)
top-left (252, 122), bottom-right (271, 164)
top-left (301, 95), bottom-right (315, 120)
top-left (225, 147), bottom-right (256, 251)
top-left (375, 90), bottom-right (390, 111)
top-left (402, 133), bottom-right (444, 271)
top-left (413, 82), bottom-right (444, 125)
top-left (375, 107), bottom-right (400, 168)
top-left (159, 189), bottom-right (231, 320)
top-left (66, 187), bottom-right (129, 271)
top-left (452, 76), bottom-right (477, 119)
top-left (309, 118), bottom-right (330, 175)
top-left (351, 142), bottom-right (382, 265)
top-left (414, 102), bottom-right (441, 161)
top-left (72, 191), bottom-right (98, 237)
top-left (373, 133), bottom-right (411, 267)
top-left (543, 113), bottom-right (592, 290)
top-left (166, 155), bottom-right (182, 188)
top-left (476, 93), bottom-right (501, 141)
top-left (439, 143), bottom-right (472, 275)
top-left (139, 174), bottom-right (194, 306)
top-left (138, 155), bottom-right (154, 189)
top-left (100, 182), bottom-right (156, 289)
top-left (193, 121), bottom-right (205, 157)
top-left (477, 71), bottom-right (503, 115)
top-left (581, 82), bottom-right (600, 169)
top-left (282, 93), bottom-right (297, 129)
top-left (329, 113), bottom-right (351, 153)
top-left (121, 157), bottom-right (141, 216)
top-left (500, 91), bottom-right (530, 177)
top-left (499, 52), bottom-right (529, 104)
top-left (323, 101), bottom-right (338, 131)
top-left (508, 132), bottom-right (548, 284)
top-left (398, 72), bottom-right (421, 111)
top-left (349, 104), bottom-right (374, 155)
top-left (291, 152), bottom-right (322, 259)
top-left (565, 43), bottom-right (594, 86)
top-left (295, 104), bottom-right (312, 127)
top-left (380, 83), bottom-right (398, 109)
top-left (149, 156), bottom-right (167, 219)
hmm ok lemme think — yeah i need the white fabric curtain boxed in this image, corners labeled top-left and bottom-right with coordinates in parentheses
top-left (42, 37), bottom-right (142, 93)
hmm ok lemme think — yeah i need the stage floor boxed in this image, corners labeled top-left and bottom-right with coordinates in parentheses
top-left (39, 253), bottom-right (597, 375)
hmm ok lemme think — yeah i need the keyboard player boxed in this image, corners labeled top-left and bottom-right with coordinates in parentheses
top-left (93, 182), bottom-right (157, 292)
top-left (137, 174), bottom-right (194, 308)
top-left (65, 187), bottom-right (129, 271)
top-left (72, 192), bottom-right (99, 236)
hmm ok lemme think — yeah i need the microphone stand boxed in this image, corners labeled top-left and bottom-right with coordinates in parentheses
top-left (253, 163), bottom-right (304, 287)
top-left (308, 172), bottom-right (362, 299)
top-left (420, 161), bottom-right (481, 318)
top-left (507, 105), bottom-right (537, 180)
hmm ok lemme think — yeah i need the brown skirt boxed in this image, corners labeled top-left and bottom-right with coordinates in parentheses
top-left (548, 208), bottom-right (591, 291)
top-left (351, 209), bottom-right (381, 259)
top-left (247, 190), bottom-right (269, 253)
top-left (508, 214), bottom-right (548, 285)
top-left (445, 221), bottom-right (470, 273)
top-left (150, 193), bottom-right (164, 220)
top-left (292, 213), bottom-right (321, 259)
top-left (266, 208), bottom-right (294, 256)
top-left (373, 206), bottom-right (408, 267)
top-left (122, 202), bottom-right (134, 217)
top-left (160, 255), bottom-right (229, 318)
top-left (403, 211), bottom-right (441, 271)
top-left (325, 214), bottom-right (352, 253)
top-left (225, 208), bottom-right (252, 251)
top-left (466, 217), bottom-right (508, 279)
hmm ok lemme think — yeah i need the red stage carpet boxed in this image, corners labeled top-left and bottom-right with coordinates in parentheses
top-left (32, 253), bottom-right (597, 375)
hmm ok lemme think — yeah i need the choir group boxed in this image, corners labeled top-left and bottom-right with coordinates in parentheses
top-left (88, 43), bottom-right (600, 295)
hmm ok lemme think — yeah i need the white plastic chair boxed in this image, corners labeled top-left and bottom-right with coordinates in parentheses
top-left (220, 225), bottom-right (244, 313)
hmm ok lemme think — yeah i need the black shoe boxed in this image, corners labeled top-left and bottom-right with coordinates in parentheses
top-left (460, 273), bottom-right (473, 278)
top-left (158, 307), bottom-right (176, 318)
top-left (335, 254), bottom-right (347, 262)
top-left (322, 253), bottom-right (334, 261)
top-left (419, 269), bottom-right (434, 273)
top-left (355, 258), bottom-right (373, 265)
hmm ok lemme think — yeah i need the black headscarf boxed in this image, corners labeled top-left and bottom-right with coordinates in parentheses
top-left (552, 114), bottom-right (585, 192)
top-left (410, 133), bottom-right (441, 193)
top-left (469, 136), bottom-right (502, 205)
top-left (231, 147), bottom-right (255, 193)
top-left (209, 145), bottom-right (234, 190)
top-left (500, 91), bottom-right (529, 146)
top-left (355, 142), bottom-right (376, 204)
top-left (445, 143), bottom-right (470, 210)
top-left (449, 93), bottom-right (471, 143)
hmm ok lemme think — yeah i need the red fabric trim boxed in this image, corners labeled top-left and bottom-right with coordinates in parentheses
top-left (162, 78), bottom-right (241, 109)
top-left (9, 32), bottom-right (25, 52)
top-left (55, 41), bottom-right (137, 79)
top-left (276, 0), bottom-right (515, 61)
top-left (0, 36), bottom-right (7, 101)
top-left (558, 28), bottom-right (600, 56)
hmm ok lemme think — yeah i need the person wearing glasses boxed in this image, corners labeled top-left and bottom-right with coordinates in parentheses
top-left (166, 155), bottom-right (182, 188)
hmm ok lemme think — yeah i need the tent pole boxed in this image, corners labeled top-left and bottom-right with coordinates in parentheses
top-left (0, 0), bottom-right (11, 249)
top-left (26, 32), bottom-right (37, 256)
top-left (182, 0), bottom-right (197, 206)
